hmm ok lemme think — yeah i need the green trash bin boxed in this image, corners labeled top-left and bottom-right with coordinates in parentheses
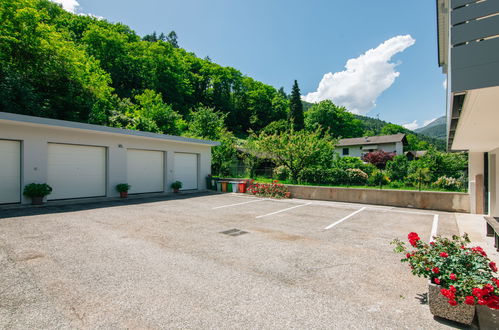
top-left (227, 182), bottom-right (233, 192)
top-left (212, 178), bottom-right (219, 191)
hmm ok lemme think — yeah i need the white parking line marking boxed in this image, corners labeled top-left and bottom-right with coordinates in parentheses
top-left (256, 202), bottom-right (311, 218)
top-left (430, 214), bottom-right (439, 242)
top-left (324, 207), bottom-right (367, 230)
top-left (212, 199), bottom-right (264, 209)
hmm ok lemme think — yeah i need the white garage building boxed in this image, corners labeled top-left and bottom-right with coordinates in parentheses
top-left (0, 112), bottom-right (219, 205)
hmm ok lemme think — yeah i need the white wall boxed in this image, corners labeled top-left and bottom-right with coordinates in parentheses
top-left (468, 152), bottom-right (484, 213)
top-left (0, 121), bottom-right (213, 204)
top-left (489, 148), bottom-right (499, 217)
top-left (335, 142), bottom-right (400, 158)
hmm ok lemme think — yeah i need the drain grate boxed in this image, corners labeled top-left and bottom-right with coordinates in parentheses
top-left (220, 228), bottom-right (248, 236)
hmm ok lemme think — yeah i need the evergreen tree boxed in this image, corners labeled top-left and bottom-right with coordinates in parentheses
top-left (289, 80), bottom-right (304, 130)
top-left (166, 31), bottom-right (179, 48)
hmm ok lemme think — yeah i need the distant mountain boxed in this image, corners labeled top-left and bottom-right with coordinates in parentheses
top-left (415, 116), bottom-right (447, 139)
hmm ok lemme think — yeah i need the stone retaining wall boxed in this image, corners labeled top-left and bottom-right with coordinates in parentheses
top-left (286, 185), bottom-right (470, 213)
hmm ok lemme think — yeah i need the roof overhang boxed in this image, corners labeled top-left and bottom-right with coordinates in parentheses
top-left (0, 112), bottom-right (220, 147)
top-left (450, 85), bottom-right (499, 152)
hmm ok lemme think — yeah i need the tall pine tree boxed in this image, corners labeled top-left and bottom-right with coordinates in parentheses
top-left (289, 80), bottom-right (304, 130)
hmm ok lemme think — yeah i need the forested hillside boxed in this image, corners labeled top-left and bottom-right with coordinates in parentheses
top-left (0, 0), bottom-right (444, 151)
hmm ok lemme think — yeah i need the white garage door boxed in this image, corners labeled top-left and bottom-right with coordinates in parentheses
top-left (174, 153), bottom-right (198, 190)
top-left (48, 143), bottom-right (106, 200)
top-left (0, 140), bottom-right (21, 204)
top-left (127, 149), bottom-right (164, 194)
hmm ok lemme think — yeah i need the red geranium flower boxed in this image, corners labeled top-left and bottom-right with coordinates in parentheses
top-left (406, 253), bottom-right (411, 259)
top-left (449, 273), bottom-right (457, 280)
top-left (439, 252), bottom-right (449, 258)
top-left (464, 296), bottom-right (475, 305)
top-left (490, 261), bottom-right (498, 272)
top-left (434, 278), bottom-right (440, 285)
top-left (473, 288), bottom-right (484, 298)
top-left (432, 267), bottom-right (440, 274)
top-left (448, 300), bottom-right (458, 306)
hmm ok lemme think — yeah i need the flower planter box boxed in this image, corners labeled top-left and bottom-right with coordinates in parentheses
top-left (477, 305), bottom-right (499, 329)
top-left (428, 282), bottom-right (475, 325)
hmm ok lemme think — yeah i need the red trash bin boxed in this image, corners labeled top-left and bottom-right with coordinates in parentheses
top-left (238, 182), bottom-right (247, 193)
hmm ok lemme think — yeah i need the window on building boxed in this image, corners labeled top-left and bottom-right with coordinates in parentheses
top-left (342, 148), bottom-right (349, 155)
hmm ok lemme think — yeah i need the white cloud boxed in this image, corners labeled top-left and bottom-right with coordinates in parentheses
top-left (443, 78), bottom-right (447, 90)
top-left (303, 35), bottom-right (416, 114)
top-left (402, 120), bottom-right (419, 130)
top-left (51, 0), bottom-right (80, 13)
top-left (424, 117), bottom-right (437, 126)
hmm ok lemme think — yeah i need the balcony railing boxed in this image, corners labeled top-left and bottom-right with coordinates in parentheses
top-left (450, 0), bottom-right (499, 92)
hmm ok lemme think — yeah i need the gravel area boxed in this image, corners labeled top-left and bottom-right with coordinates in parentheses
top-left (0, 193), bottom-right (470, 329)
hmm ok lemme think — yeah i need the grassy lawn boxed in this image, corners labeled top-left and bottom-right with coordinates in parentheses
top-left (251, 177), bottom-right (467, 193)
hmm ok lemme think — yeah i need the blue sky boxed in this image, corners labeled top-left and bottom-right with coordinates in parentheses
top-left (54, 0), bottom-right (447, 129)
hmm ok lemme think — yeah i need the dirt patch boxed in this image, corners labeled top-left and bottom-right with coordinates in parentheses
top-left (17, 251), bottom-right (45, 261)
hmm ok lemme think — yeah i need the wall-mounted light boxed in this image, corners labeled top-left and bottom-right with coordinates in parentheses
top-left (118, 144), bottom-right (123, 148)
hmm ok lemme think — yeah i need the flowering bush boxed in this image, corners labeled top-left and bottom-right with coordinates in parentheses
top-left (433, 176), bottom-right (463, 191)
top-left (391, 233), bottom-right (499, 309)
top-left (368, 169), bottom-right (390, 187)
top-left (247, 181), bottom-right (290, 198)
top-left (346, 168), bottom-right (368, 185)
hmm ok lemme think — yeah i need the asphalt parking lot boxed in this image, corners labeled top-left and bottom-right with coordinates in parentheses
top-left (0, 193), bottom-right (470, 329)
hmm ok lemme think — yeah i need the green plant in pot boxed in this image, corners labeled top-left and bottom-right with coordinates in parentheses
top-left (116, 183), bottom-right (131, 198)
top-left (23, 183), bottom-right (52, 205)
top-left (171, 181), bottom-right (182, 193)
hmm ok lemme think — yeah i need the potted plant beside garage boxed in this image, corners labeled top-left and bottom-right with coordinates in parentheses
top-left (171, 181), bottom-right (182, 193)
top-left (391, 233), bottom-right (499, 325)
top-left (116, 183), bottom-right (131, 198)
top-left (23, 183), bottom-right (53, 205)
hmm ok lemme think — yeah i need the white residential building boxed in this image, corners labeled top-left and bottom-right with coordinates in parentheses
top-left (335, 133), bottom-right (407, 158)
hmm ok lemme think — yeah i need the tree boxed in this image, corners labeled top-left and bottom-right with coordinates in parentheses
top-left (381, 123), bottom-right (407, 135)
top-left (305, 100), bottom-right (363, 138)
top-left (251, 127), bottom-right (336, 182)
top-left (187, 106), bottom-right (226, 140)
top-left (362, 150), bottom-right (395, 169)
top-left (211, 130), bottom-right (237, 176)
top-left (288, 80), bottom-right (304, 130)
top-left (128, 90), bottom-right (184, 135)
top-left (166, 31), bottom-right (179, 48)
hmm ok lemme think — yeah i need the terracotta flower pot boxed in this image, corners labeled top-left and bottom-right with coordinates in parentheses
top-left (31, 196), bottom-right (44, 205)
top-left (428, 282), bottom-right (475, 325)
top-left (120, 191), bottom-right (128, 198)
top-left (285, 192), bottom-right (291, 198)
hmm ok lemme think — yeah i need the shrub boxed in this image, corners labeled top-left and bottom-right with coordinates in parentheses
top-left (368, 170), bottom-right (390, 187)
top-left (171, 181), bottom-right (182, 190)
top-left (273, 165), bottom-right (290, 181)
top-left (23, 183), bottom-right (52, 197)
top-left (388, 180), bottom-right (404, 189)
top-left (433, 176), bottom-right (463, 191)
top-left (362, 150), bottom-right (395, 169)
top-left (407, 166), bottom-right (432, 190)
top-left (346, 168), bottom-right (368, 185)
top-left (386, 155), bottom-right (409, 181)
top-left (247, 181), bottom-right (290, 198)
top-left (298, 167), bottom-right (328, 184)
top-left (391, 233), bottom-right (499, 308)
top-left (116, 183), bottom-right (131, 192)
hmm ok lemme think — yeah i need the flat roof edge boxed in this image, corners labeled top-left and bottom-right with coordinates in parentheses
top-left (0, 112), bottom-right (220, 146)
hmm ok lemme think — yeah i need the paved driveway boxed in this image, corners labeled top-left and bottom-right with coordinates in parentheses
top-left (0, 193), bottom-right (470, 329)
